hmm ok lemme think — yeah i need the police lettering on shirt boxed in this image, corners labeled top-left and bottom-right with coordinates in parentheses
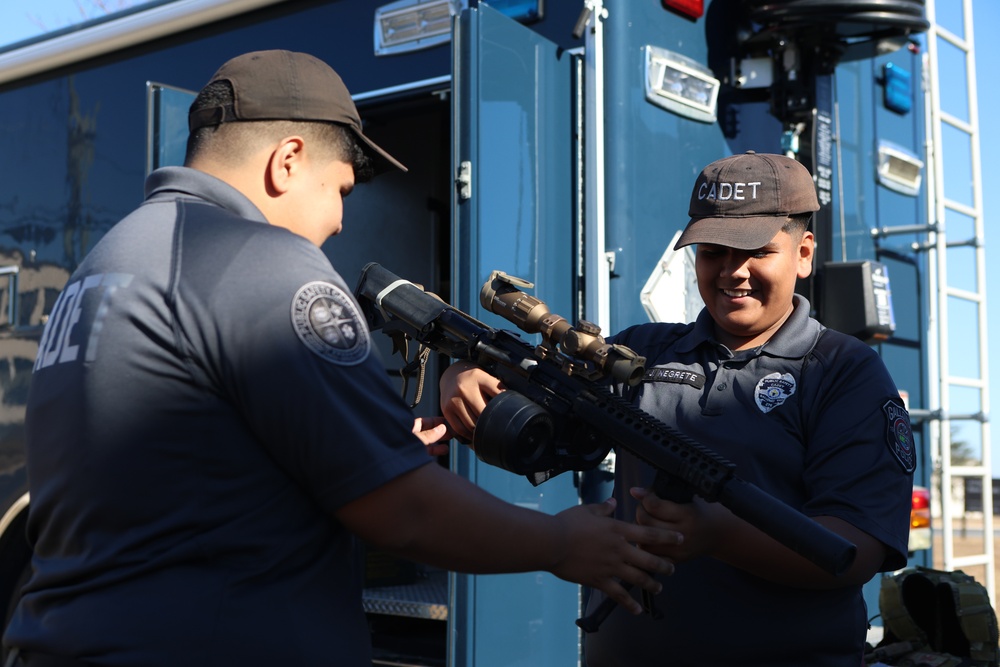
top-left (697, 181), bottom-right (762, 202)
top-left (34, 272), bottom-right (134, 371)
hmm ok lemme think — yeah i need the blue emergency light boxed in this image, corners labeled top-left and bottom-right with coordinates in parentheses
top-left (883, 62), bottom-right (912, 114)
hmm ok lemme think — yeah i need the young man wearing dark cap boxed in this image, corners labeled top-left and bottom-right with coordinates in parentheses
top-left (441, 151), bottom-right (915, 666)
top-left (2, 50), bottom-right (680, 667)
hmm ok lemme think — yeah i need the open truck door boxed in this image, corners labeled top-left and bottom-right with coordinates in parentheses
top-left (449, 4), bottom-right (584, 665)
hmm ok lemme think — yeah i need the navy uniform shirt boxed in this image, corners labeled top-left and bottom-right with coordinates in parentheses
top-left (584, 297), bottom-right (914, 667)
top-left (5, 167), bottom-right (433, 666)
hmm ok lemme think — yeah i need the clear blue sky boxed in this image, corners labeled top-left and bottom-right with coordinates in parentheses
top-left (1, 0), bottom-right (999, 471)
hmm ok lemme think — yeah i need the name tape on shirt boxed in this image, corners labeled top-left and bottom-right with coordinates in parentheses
top-left (643, 367), bottom-right (706, 389)
top-left (291, 281), bottom-right (370, 366)
top-left (883, 399), bottom-right (915, 473)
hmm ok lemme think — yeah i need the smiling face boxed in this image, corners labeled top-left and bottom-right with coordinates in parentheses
top-left (695, 226), bottom-right (815, 351)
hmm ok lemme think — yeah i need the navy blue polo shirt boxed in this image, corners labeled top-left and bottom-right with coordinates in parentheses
top-left (584, 297), bottom-right (914, 667)
top-left (5, 167), bottom-right (432, 666)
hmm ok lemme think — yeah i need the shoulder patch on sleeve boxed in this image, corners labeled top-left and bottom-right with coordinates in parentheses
top-left (291, 281), bottom-right (370, 365)
top-left (883, 399), bottom-right (915, 473)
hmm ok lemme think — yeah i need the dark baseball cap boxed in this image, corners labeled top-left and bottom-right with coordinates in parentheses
top-left (674, 151), bottom-right (819, 250)
top-left (188, 50), bottom-right (406, 174)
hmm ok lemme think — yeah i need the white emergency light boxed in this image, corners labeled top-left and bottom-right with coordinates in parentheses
top-left (876, 139), bottom-right (923, 196)
top-left (374, 0), bottom-right (464, 57)
top-left (644, 44), bottom-right (720, 124)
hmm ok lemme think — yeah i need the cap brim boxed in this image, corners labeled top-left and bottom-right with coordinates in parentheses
top-left (673, 216), bottom-right (786, 250)
top-left (352, 128), bottom-right (407, 174)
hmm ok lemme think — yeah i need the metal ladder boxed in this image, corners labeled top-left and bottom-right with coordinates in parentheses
top-left (923, 0), bottom-right (994, 602)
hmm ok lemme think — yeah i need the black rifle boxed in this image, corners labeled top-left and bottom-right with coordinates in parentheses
top-left (354, 263), bottom-right (856, 631)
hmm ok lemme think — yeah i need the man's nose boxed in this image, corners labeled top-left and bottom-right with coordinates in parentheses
top-left (720, 253), bottom-right (750, 278)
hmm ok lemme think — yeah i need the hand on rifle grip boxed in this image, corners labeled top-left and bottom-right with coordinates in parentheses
top-left (575, 473), bottom-right (690, 632)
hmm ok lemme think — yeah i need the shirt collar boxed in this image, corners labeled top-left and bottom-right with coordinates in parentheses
top-left (143, 166), bottom-right (270, 224)
top-left (674, 294), bottom-right (822, 359)
top-left (763, 295), bottom-right (823, 358)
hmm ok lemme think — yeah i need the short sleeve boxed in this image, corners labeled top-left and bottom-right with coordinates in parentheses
top-left (173, 221), bottom-right (432, 512)
top-left (798, 331), bottom-right (914, 570)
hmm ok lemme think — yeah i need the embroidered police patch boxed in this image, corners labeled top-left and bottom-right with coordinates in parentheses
top-left (883, 400), bottom-right (915, 473)
top-left (291, 281), bottom-right (370, 365)
top-left (754, 372), bottom-right (796, 413)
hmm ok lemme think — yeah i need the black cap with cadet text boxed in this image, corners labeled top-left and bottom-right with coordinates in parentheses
top-left (674, 151), bottom-right (819, 250)
top-left (188, 49), bottom-right (406, 174)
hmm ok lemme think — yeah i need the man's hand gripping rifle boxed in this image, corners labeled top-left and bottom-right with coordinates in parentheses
top-left (354, 263), bottom-right (856, 630)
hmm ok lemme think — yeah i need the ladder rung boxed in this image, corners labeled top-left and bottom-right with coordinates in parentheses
top-left (940, 110), bottom-right (973, 134)
top-left (941, 199), bottom-right (979, 218)
top-left (944, 379), bottom-right (987, 392)
top-left (933, 23), bottom-right (970, 51)
top-left (949, 554), bottom-right (991, 570)
top-left (948, 465), bottom-right (991, 476)
top-left (945, 286), bottom-right (984, 302)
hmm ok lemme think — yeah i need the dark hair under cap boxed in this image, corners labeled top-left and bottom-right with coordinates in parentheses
top-left (674, 151), bottom-right (819, 250)
top-left (188, 49), bottom-right (406, 175)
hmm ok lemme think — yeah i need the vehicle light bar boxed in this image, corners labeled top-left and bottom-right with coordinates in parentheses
top-left (644, 45), bottom-right (719, 124)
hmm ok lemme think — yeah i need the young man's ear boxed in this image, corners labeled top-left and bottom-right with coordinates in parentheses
top-left (797, 231), bottom-right (816, 279)
top-left (266, 136), bottom-right (306, 195)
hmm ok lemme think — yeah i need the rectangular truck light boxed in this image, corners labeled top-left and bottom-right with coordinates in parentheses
top-left (644, 45), bottom-right (719, 123)
top-left (375, 0), bottom-right (460, 56)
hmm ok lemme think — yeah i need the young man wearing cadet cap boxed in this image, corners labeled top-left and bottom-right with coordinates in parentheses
top-left (440, 151), bottom-right (915, 666)
top-left (2, 50), bottom-right (681, 667)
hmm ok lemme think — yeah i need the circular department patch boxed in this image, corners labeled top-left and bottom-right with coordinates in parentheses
top-left (882, 399), bottom-right (915, 473)
top-left (290, 281), bottom-right (370, 365)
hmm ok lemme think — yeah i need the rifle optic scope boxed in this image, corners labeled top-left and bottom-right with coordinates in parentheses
top-left (479, 271), bottom-right (646, 386)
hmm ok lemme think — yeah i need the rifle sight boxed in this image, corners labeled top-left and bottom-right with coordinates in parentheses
top-left (480, 271), bottom-right (646, 386)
